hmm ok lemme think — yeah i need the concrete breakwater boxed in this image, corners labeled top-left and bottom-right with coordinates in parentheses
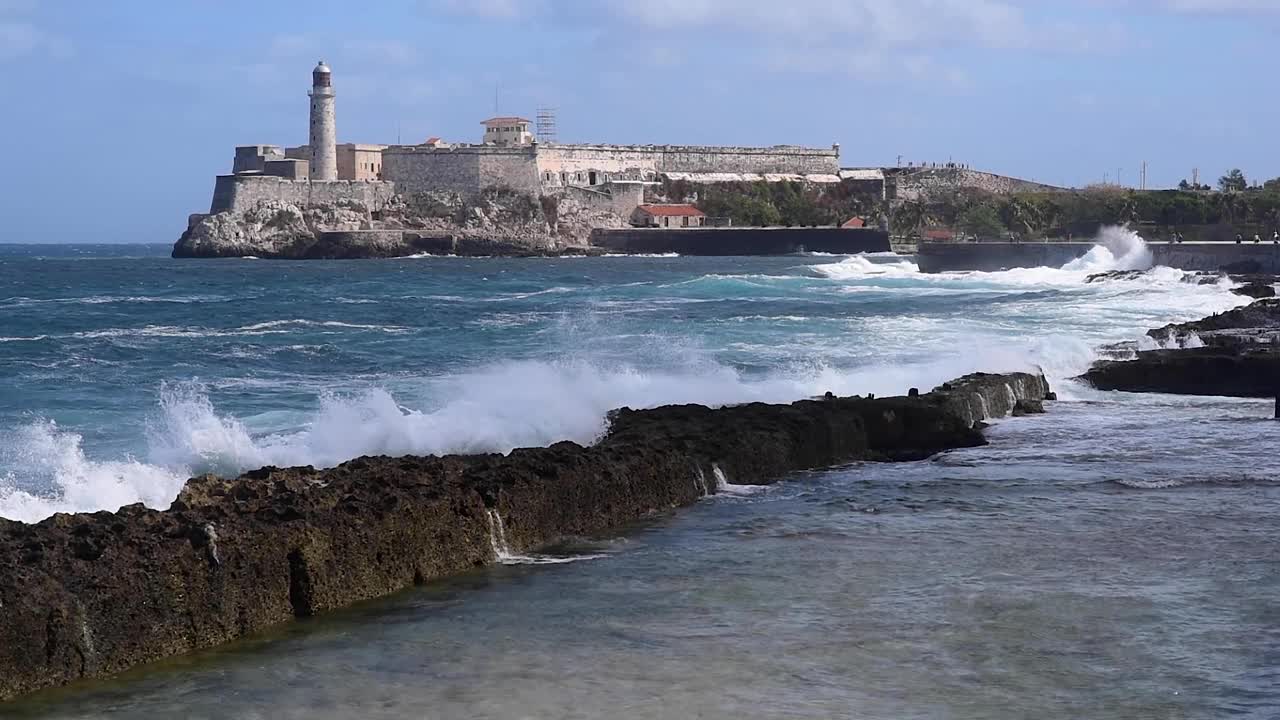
top-left (591, 227), bottom-right (890, 256)
top-left (917, 241), bottom-right (1280, 273)
top-left (0, 372), bottom-right (1049, 701)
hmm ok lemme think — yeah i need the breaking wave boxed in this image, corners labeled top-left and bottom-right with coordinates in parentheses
top-left (1, 342), bottom-right (1069, 523)
top-left (0, 225), bottom-right (1251, 523)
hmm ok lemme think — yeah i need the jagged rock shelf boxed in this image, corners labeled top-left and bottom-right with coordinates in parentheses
top-left (0, 371), bottom-right (1050, 701)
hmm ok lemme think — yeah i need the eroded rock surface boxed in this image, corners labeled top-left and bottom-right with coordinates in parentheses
top-left (1081, 348), bottom-right (1280, 397)
top-left (174, 189), bottom-right (618, 259)
top-left (0, 372), bottom-right (1050, 701)
top-left (1080, 299), bottom-right (1280, 396)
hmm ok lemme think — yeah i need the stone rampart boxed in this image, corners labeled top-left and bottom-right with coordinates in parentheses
top-left (540, 143), bottom-right (839, 177)
top-left (892, 168), bottom-right (1066, 201)
top-left (381, 143), bottom-right (840, 195)
top-left (209, 175), bottom-right (396, 214)
top-left (382, 146), bottom-right (540, 195)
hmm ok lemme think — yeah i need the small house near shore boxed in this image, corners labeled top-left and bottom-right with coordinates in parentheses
top-left (632, 204), bottom-right (706, 228)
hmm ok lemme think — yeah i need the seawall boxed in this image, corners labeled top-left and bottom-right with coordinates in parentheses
top-left (592, 228), bottom-right (890, 255)
top-left (917, 242), bottom-right (1280, 273)
top-left (0, 372), bottom-right (1049, 701)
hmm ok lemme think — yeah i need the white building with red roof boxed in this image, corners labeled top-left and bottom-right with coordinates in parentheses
top-left (631, 204), bottom-right (706, 228)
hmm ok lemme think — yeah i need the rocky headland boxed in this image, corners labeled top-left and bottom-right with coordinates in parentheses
top-left (173, 188), bottom-right (622, 259)
top-left (1080, 297), bottom-right (1280, 397)
top-left (0, 371), bottom-right (1050, 701)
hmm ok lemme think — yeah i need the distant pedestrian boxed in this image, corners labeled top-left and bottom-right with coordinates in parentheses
top-left (1273, 231), bottom-right (1279, 244)
top-left (1254, 234), bottom-right (1262, 244)
top-left (1236, 233), bottom-right (1244, 244)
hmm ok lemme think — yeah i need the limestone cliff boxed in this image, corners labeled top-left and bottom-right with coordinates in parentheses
top-left (173, 188), bottom-right (620, 259)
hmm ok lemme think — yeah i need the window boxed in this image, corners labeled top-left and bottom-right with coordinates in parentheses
top-left (682, 216), bottom-right (689, 228)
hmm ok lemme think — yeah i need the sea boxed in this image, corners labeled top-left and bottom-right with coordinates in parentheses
top-left (1, 230), bottom-right (1277, 719)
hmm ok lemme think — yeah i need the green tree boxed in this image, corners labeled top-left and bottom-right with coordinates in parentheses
top-left (959, 205), bottom-right (1006, 239)
top-left (1219, 168), bottom-right (1247, 193)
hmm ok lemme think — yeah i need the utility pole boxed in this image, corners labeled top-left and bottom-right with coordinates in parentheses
top-left (1192, 167), bottom-right (1200, 188)
top-left (1141, 161), bottom-right (1147, 191)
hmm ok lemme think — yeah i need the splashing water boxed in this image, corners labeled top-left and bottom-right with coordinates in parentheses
top-left (1062, 226), bottom-right (1154, 273)
top-left (485, 509), bottom-right (604, 566)
top-left (712, 463), bottom-right (766, 496)
top-left (0, 239), bottom-right (1253, 522)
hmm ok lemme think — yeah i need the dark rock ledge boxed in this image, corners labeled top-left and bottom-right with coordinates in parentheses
top-left (0, 371), bottom-right (1050, 701)
top-left (1080, 299), bottom-right (1280, 397)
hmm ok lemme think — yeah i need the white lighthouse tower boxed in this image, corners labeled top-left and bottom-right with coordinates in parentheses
top-left (308, 61), bottom-right (338, 181)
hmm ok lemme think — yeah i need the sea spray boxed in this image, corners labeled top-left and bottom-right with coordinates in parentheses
top-left (1062, 226), bottom-right (1154, 273)
top-left (0, 238), bottom-right (1253, 523)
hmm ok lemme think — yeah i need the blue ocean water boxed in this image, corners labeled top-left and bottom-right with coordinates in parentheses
top-left (3, 236), bottom-right (1280, 718)
top-left (0, 236), bottom-right (1255, 520)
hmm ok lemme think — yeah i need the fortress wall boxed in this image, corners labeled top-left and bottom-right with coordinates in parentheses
top-left (561, 183), bottom-right (646, 218)
top-left (537, 144), bottom-right (840, 179)
top-left (536, 146), bottom-right (662, 185)
top-left (383, 146), bottom-right (540, 194)
top-left (378, 144), bottom-right (839, 196)
top-left (658, 145), bottom-right (839, 174)
top-left (893, 168), bottom-right (1066, 201)
top-left (478, 151), bottom-right (542, 194)
top-left (209, 175), bottom-right (396, 214)
top-left (381, 148), bottom-right (480, 194)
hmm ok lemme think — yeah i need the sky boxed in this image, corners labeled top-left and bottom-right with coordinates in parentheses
top-left (0, 0), bottom-right (1277, 243)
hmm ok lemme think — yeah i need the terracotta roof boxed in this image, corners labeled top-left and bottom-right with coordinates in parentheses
top-left (636, 204), bottom-right (705, 217)
top-left (923, 229), bottom-right (956, 240)
top-left (482, 117), bottom-right (531, 125)
top-left (842, 217), bottom-right (866, 229)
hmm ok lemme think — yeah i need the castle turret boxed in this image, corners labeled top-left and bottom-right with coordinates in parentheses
top-left (308, 61), bottom-right (337, 181)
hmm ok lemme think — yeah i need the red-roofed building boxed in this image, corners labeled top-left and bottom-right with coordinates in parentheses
top-left (632, 204), bottom-right (706, 229)
top-left (923, 228), bottom-right (956, 241)
top-left (842, 217), bottom-right (866, 229)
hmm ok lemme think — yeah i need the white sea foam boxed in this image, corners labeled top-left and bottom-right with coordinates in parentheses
top-left (712, 464), bottom-right (766, 496)
top-left (0, 225), bottom-right (1252, 522)
top-left (0, 349), bottom-right (1066, 522)
top-left (810, 226), bottom-right (1160, 287)
top-left (0, 421), bottom-right (188, 524)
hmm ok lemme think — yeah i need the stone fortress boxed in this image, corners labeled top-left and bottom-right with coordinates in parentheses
top-left (210, 61), bottom-right (856, 223)
top-left (182, 62), bottom-right (1064, 257)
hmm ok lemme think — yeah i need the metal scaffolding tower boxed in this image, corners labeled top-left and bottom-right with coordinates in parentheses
top-left (536, 107), bottom-right (558, 144)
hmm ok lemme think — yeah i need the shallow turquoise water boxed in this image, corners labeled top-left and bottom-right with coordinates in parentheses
top-left (1, 241), bottom-right (1276, 718)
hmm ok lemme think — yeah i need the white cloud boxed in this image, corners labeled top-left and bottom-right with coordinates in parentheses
top-left (423, 0), bottom-right (1127, 88)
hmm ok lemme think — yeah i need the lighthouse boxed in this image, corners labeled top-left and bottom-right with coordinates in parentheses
top-left (309, 61), bottom-right (337, 181)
